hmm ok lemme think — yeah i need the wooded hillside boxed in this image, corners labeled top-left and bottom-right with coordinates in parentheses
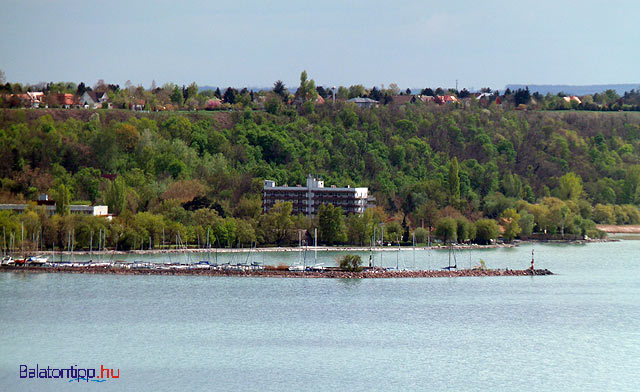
top-left (1, 104), bottom-right (639, 249)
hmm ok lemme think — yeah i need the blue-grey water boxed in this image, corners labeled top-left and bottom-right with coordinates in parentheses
top-left (1, 241), bottom-right (638, 391)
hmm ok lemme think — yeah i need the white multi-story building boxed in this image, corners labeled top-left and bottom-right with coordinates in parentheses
top-left (263, 175), bottom-right (369, 216)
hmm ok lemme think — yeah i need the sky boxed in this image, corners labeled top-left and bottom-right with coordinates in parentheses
top-left (1, 0), bottom-right (639, 91)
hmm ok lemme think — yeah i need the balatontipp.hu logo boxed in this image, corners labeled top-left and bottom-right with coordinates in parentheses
top-left (20, 364), bottom-right (120, 383)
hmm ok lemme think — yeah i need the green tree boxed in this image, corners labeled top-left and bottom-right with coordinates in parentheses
top-left (435, 217), bottom-right (457, 244)
top-left (519, 210), bottom-right (535, 237)
top-left (345, 213), bottom-right (368, 245)
top-left (272, 80), bottom-right (288, 101)
top-left (73, 167), bottom-right (102, 203)
top-left (259, 202), bottom-right (293, 245)
top-left (115, 123), bottom-right (140, 152)
top-left (318, 203), bottom-right (347, 245)
top-left (474, 219), bottom-right (500, 244)
top-left (415, 201), bottom-right (440, 242)
top-left (500, 208), bottom-right (521, 241)
top-left (593, 204), bottom-right (616, 224)
top-left (296, 70), bottom-right (318, 103)
top-left (557, 172), bottom-right (583, 200)
top-left (170, 86), bottom-right (183, 106)
top-left (235, 219), bottom-right (257, 246)
top-left (186, 82), bottom-right (199, 100)
top-left (384, 221), bottom-right (403, 243)
top-left (413, 227), bottom-right (428, 244)
top-left (105, 177), bottom-right (127, 216)
top-left (264, 94), bottom-right (281, 115)
top-left (448, 157), bottom-right (460, 205)
top-left (455, 216), bottom-right (475, 243)
top-left (622, 165), bottom-right (640, 204)
top-left (54, 183), bottom-right (71, 216)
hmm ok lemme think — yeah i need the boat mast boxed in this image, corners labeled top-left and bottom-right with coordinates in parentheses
top-left (298, 230), bottom-right (302, 265)
top-left (413, 231), bottom-right (416, 270)
top-left (380, 223), bottom-right (384, 268)
top-left (372, 226), bottom-right (376, 268)
top-left (396, 234), bottom-right (399, 270)
top-left (206, 228), bottom-right (210, 262)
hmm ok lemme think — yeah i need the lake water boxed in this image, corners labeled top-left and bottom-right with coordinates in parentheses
top-left (1, 241), bottom-right (638, 391)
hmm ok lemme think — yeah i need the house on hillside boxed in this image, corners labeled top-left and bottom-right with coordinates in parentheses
top-left (416, 95), bottom-right (436, 104)
top-left (563, 96), bottom-right (582, 104)
top-left (26, 92), bottom-right (44, 108)
top-left (435, 95), bottom-right (459, 104)
top-left (56, 93), bottom-right (79, 108)
top-left (130, 99), bottom-right (145, 111)
top-left (80, 91), bottom-right (110, 108)
top-left (347, 97), bottom-right (379, 108)
top-left (390, 95), bottom-right (415, 106)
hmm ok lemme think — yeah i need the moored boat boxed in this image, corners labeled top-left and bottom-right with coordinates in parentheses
top-left (26, 256), bottom-right (49, 265)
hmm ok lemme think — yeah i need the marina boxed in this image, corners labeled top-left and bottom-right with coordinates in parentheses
top-left (0, 241), bottom-right (554, 278)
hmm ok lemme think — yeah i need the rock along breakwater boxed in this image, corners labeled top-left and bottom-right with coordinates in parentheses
top-left (0, 265), bottom-right (553, 279)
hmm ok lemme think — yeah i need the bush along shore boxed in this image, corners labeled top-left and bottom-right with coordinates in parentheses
top-left (0, 264), bottom-right (553, 279)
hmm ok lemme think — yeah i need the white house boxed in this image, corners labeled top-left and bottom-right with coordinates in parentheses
top-left (80, 91), bottom-right (109, 108)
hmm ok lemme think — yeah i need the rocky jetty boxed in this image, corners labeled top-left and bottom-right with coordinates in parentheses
top-left (1, 265), bottom-right (553, 279)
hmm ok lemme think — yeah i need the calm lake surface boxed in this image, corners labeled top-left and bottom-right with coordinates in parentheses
top-left (1, 241), bottom-right (638, 391)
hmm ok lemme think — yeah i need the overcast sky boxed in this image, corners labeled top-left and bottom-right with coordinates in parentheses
top-left (1, 0), bottom-right (638, 90)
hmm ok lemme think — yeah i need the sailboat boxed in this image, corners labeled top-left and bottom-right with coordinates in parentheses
top-left (310, 228), bottom-right (324, 271)
top-left (442, 243), bottom-right (457, 270)
top-left (246, 241), bottom-right (262, 270)
top-left (195, 228), bottom-right (213, 269)
top-left (289, 230), bottom-right (305, 271)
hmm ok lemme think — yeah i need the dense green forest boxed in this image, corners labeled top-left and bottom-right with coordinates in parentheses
top-left (1, 101), bottom-right (640, 250)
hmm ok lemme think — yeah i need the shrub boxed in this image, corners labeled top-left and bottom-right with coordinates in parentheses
top-left (435, 217), bottom-right (457, 243)
top-left (339, 254), bottom-right (363, 272)
top-left (413, 227), bottom-right (428, 244)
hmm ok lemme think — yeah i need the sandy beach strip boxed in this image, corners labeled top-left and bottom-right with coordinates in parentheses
top-left (596, 225), bottom-right (640, 233)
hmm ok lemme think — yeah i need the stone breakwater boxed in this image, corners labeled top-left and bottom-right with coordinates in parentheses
top-left (0, 265), bottom-right (553, 279)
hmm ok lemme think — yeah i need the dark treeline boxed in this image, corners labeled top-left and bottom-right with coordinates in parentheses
top-left (1, 88), bottom-right (640, 250)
